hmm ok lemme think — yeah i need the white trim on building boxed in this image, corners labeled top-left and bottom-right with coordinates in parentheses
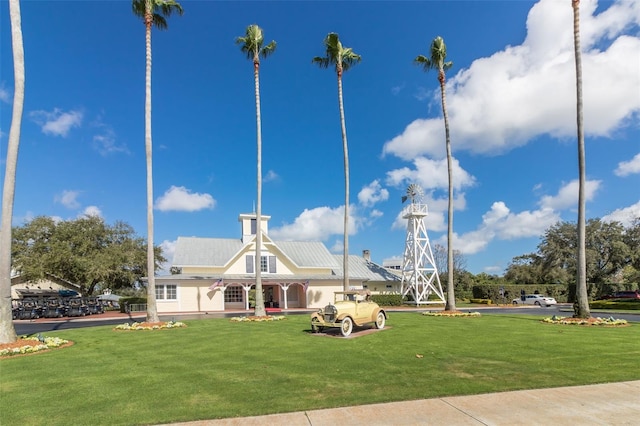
top-left (155, 213), bottom-right (400, 313)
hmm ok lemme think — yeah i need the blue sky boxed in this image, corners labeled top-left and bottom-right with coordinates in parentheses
top-left (1, 0), bottom-right (639, 275)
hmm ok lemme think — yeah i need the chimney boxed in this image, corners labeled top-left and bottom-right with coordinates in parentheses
top-left (362, 250), bottom-right (371, 261)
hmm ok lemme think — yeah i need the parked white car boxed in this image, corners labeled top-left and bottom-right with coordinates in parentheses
top-left (512, 294), bottom-right (557, 307)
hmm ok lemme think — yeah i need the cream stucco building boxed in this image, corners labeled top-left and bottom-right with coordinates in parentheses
top-left (154, 213), bottom-right (400, 313)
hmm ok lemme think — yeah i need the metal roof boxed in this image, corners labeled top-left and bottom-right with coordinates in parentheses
top-left (172, 237), bottom-right (340, 269)
top-left (274, 241), bottom-right (340, 269)
top-left (170, 236), bottom-right (399, 282)
top-left (333, 255), bottom-right (402, 282)
top-left (172, 237), bottom-right (244, 267)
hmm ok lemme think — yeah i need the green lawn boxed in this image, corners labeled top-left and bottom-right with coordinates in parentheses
top-left (2, 313), bottom-right (639, 425)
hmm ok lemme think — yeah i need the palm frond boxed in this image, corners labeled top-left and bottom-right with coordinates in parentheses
top-left (237, 24), bottom-right (275, 61)
top-left (314, 32), bottom-right (360, 73)
top-left (260, 41), bottom-right (277, 59)
top-left (312, 56), bottom-right (330, 68)
top-left (131, 0), bottom-right (145, 18)
top-left (158, 0), bottom-right (183, 17)
top-left (415, 36), bottom-right (453, 73)
top-left (152, 14), bottom-right (168, 30)
top-left (131, 0), bottom-right (182, 29)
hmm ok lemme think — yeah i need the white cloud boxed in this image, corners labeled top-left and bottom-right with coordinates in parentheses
top-left (329, 239), bottom-right (344, 254)
top-left (81, 206), bottom-right (102, 218)
top-left (539, 179), bottom-right (601, 210)
top-left (615, 153), bottom-right (640, 176)
top-left (30, 108), bottom-right (83, 137)
top-left (386, 156), bottom-right (476, 192)
top-left (269, 206), bottom-right (360, 241)
top-left (448, 202), bottom-right (561, 255)
top-left (91, 116), bottom-right (129, 156)
top-left (383, 0), bottom-right (640, 160)
top-left (55, 190), bottom-right (81, 209)
top-left (93, 133), bottom-right (129, 156)
top-left (158, 239), bottom-right (177, 275)
top-left (391, 83), bottom-right (405, 96)
top-left (264, 170), bottom-right (279, 182)
top-left (369, 209), bottom-right (384, 219)
top-left (358, 180), bottom-right (389, 207)
top-left (602, 201), bottom-right (640, 227)
top-left (0, 85), bottom-right (9, 103)
top-left (155, 186), bottom-right (215, 212)
top-left (391, 191), bottom-right (466, 233)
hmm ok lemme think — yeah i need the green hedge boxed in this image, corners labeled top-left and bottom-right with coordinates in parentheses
top-left (469, 298), bottom-right (493, 305)
top-left (371, 294), bottom-right (404, 306)
top-left (589, 299), bottom-right (640, 310)
top-left (119, 297), bottom-right (147, 313)
top-left (472, 284), bottom-right (569, 304)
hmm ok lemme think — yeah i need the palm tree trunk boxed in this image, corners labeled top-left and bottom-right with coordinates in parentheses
top-left (0, 0), bottom-right (24, 344)
top-left (337, 71), bottom-right (350, 292)
top-left (440, 71), bottom-right (456, 312)
top-left (254, 59), bottom-right (266, 317)
top-left (573, 0), bottom-right (590, 318)
top-left (144, 6), bottom-right (159, 323)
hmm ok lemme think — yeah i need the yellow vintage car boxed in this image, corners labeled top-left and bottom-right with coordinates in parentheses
top-left (310, 290), bottom-right (387, 337)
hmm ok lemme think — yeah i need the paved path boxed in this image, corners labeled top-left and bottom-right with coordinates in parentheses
top-left (163, 381), bottom-right (640, 426)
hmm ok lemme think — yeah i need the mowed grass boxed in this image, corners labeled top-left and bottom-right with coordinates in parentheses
top-left (2, 313), bottom-right (639, 425)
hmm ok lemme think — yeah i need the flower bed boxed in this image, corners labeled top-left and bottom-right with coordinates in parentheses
top-left (541, 315), bottom-right (629, 326)
top-left (1, 336), bottom-right (70, 358)
top-left (422, 311), bottom-right (481, 317)
top-left (114, 321), bottom-right (186, 331)
top-left (230, 315), bottom-right (286, 322)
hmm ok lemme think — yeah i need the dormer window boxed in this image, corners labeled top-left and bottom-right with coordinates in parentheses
top-left (246, 255), bottom-right (277, 273)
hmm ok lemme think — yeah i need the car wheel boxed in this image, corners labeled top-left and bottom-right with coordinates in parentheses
top-left (341, 317), bottom-right (353, 337)
top-left (374, 312), bottom-right (386, 329)
top-left (534, 301), bottom-right (541, 306)
top-left (512, 301), bottom-right (518, 305)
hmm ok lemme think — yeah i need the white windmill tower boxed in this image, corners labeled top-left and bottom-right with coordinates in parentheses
top-left (400, 184), bottom-right (445, 305)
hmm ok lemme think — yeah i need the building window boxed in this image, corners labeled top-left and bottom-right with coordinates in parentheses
top-left (166, 285), bottom-right (177, 300)
top-left (156, 284), bottom-right (177, 300)
top-left (225, 286), bottom-right (243, 303)
top-left (248, 255), bottom-right (277, 273)
top-left (251, 219), bottom-right (257, 235)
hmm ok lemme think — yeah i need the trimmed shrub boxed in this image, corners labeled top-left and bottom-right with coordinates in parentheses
top-left (589, 299), bottom-right (640, 310)
top-left (371, 294), bottom-right (404, 306)
top-left (119, 297), bottom-right (147, 313)
top-left (472, 284), bottom-right (569, 304)
top-left (469, 298), bottom-right (493, 305)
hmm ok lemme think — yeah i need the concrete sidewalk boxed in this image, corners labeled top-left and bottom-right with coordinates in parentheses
top-left (164, 381), bottom-right (640, 426)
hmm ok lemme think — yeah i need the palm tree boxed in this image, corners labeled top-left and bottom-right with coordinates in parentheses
top-left (572, 0), bottom-right (590, 318)
top-left (236, 24), bottom-right (276, 317)
top-left (313, 33), bottom-right (361, 292)
top-left (132, 0), bottom-right (183, 323)
top-left (415, 36), bottom-right (456, 311)
top-left (0, 0), bottom-right (25, 344)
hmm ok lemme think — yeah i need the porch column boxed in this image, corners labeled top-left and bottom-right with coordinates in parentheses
top-left (242, 283), bottom-right (252, 310)
top-left (280, 283), bottom-right (291, 309)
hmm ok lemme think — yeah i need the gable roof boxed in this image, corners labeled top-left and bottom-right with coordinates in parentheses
top-left (172, 236), bottom-right (339, 270)
top-left (171, 236), bottom-right (399, 283)
top-left (173, 237), bottom-right (244, 267)
top-left (334, 255), bottom-right (402, 282)
top-left (274, 241), bottom-right (339, 269)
